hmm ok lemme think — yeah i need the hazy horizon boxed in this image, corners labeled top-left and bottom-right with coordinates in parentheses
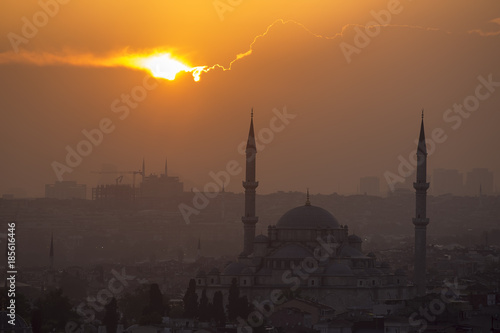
top-left (1, 1), bottom-right (499, 197)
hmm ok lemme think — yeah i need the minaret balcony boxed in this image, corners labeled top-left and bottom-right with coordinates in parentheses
top-left (412, 217), bottom-right (429, 226)
top-left (242, 216), bottom-right (258, 224)
top-left (413, 182), bottom-right (429, 191)
top-left (243, 181), bottom-right (259, 189)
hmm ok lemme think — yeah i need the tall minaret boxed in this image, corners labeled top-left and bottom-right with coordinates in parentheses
top-left (49, 233), bottom-right (54, 269)
top-left (241, 109), bottom-right (259, 257)
top-left (413, 111), bottom-right (430, 296)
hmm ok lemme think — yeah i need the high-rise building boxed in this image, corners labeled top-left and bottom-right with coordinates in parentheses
top-left (140, 158), bottom-right (184, 199)
top-left (45, 181), bottom-right (86, 200)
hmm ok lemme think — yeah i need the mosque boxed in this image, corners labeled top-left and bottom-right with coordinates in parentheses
top-left (195, 111), bottom-right (429, 312)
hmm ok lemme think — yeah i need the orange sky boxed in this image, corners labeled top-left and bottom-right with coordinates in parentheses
top-left (0, 0), bottom-right (499, 197)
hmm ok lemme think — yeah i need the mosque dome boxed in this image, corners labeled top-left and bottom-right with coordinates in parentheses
top-left (276, 204), bottom-right (340, 229)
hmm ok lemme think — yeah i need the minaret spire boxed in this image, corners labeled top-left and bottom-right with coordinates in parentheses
top-left (413, 111), bottom-right (430, 296)
top-left (305, 188), bottom-right (311, 206)
top-left (241, 109), bottom-right (259, 257)
top-left (246, 108), bottom-right (256, 150)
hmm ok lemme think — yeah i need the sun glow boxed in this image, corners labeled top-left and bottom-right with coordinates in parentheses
top-left (130, 53), bottom-right (206, 82)
top-left (0, 20), bottom-right (320, 83)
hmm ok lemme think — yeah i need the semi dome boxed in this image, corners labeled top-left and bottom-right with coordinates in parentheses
top-left (223, 262), bottom-right (247, 275)
top-left (254, 234), bottom-right (269, 243)
top-left (276, 204), bottom-right (340, 229)
top-left (348, 234), bottom-right (362, 243)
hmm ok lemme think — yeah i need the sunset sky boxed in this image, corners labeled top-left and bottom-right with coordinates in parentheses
top-left (1, 0), bottom-right (499, 197)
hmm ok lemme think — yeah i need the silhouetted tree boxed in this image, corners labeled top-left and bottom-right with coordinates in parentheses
top-left (103, 298), bottom-right (119, 333)
top-left (211, 291), bottom-right (225, 326)
top-left (227, 279), bottom-right (251, 321)
top-left (141, 283), bottom-right (165, 325)
top-left (31, 307), bottom-right (43, 333)
top-left (198, 289), bottom-right (210, 321)
top-left (238, 295), bottom-right (250, 319)
top-left (33, 288), bottom-right (77, 332)
top-left (149, 284), bottom-right (164, 313)
top-left (227, 278), bottom-right (240, 321)
top-left (119, 285), bottom-right (149, 324)
top-left (183, 279), bottom-right (198, 318)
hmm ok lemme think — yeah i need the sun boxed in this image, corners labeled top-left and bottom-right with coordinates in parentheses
top-left (132, 53), bottom-right (206, 82)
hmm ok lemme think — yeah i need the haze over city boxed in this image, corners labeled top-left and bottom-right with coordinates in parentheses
top-left (1, 1), bottom-right (499, 197)
top-left (1, 1), bottom-right (499, 332)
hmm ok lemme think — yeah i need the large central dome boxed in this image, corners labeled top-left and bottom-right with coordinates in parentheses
top-left (276, 204), bottom-right (340, 229)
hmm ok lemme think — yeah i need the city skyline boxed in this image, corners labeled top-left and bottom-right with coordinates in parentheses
top-left (1, 1), bottom-right (500, 197)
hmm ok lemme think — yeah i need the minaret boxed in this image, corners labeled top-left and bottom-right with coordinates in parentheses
top-left (49, 233), bottom-right (54, 269)
top-left (413, 110), bottom-right (430, 296)
top-left (164, 157), bottom-right (168, 177)
top-left (241, 109), bottom-right (259, 257)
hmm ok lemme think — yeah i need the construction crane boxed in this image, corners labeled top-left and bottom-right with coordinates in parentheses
top-left (115, 176), bottom-right (123, 185)
top-left (91, 170), bottom-right (143, 189)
